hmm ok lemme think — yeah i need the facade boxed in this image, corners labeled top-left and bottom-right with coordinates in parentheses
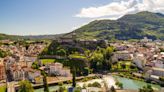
top-left (47, 62), bottom-right (71, 77)
top-left (133, 54), bottom-right (146, 69)
top-left (28, 69), bottom-right (41, 83)
top-left (152, 67), bottom-right (164, 77)
top-left (0, 64), bottom-right (5, 81)
top-left (112, 51), bottom-right (133, 62)
top-left (12, 70), bottom-right (24, 81)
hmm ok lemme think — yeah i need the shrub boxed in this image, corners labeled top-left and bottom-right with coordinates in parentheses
top-left (88, 82), bottom-right (101, 88)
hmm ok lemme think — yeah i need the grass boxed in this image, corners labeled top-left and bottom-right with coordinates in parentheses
top-left (41, 59), bottom-right (55, 65)
top-left (0, 85), bottom-right (6, 92)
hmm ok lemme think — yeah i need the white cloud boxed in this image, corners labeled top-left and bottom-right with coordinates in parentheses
top-left (76, 0), bottom-right (164, 19)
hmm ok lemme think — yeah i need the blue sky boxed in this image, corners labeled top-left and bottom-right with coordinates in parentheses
top-left (0, 0), bottom-right (163, 35)
top-left (0, 0), bottom-right (113, 35)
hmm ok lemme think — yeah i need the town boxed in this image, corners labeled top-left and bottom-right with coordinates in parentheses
top-left (0, 33), bottom-right (163, 92)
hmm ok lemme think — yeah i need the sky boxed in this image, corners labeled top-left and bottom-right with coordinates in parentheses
top-left (0, 0), bottom-right (164, 35)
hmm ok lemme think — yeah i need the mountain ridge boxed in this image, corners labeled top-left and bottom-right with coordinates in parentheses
top-left (73, 11), bottom-right (164, 40)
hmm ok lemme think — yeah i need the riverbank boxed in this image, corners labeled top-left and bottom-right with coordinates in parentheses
top-left (34, 74), bottom-right (162, 92)
top-left (112, 72), bottom-right (164, 87)
top-left (16, 74), bottom-right (99, 90)
top-left (34, 75), bottom-right (117, 92)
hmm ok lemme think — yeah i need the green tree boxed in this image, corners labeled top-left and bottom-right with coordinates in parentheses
top-left (0, 50), bottom-right (7, 58)
top-left (31, 61), bottom-right (39, 69)
top-left (121, 64), bottom-right (126, 69)
top-left (18, 80), bottom-right (34, 92)
top-left (91, 50), bottom-right (104, 71)
top-left (41, 70), bottom-right (49, 92)
top-left (56, 49), bottom-right (66, 56)
top-left (58, 86), bottom-right (66, 92)
top-left (115, 81), bottom-right (123, 89)
top-left (139, 85), bottom-right (154, 92)
top-left (110, 86), bottom-right (116, 92)
top-left (106, 47), bottom-right (114, 60)
top-left (91, 82), bottom-right (101, 88)
top-left (72, 66), bottom-right (76, 87)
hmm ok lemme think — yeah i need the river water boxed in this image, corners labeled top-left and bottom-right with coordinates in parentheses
top-left (34, 75), bottom-right (161, 92)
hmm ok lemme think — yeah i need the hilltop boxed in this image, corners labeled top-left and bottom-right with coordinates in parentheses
top-left (73, 11), bottom-right (164, 40)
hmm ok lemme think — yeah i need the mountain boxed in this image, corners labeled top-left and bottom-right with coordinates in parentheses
top-left (23, 34), bottom-right (64, 40)
top-left (73, 11), bottom-right (164, 40)
top-left (0, 33), bottom-right (64, 40)
top-left (0, 33), bottom-right (23, 40)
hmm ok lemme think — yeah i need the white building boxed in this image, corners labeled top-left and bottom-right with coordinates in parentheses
top-left (152, 67), bottom-right (164, 77)
top-left (133, 53), bottom-right (146, 69)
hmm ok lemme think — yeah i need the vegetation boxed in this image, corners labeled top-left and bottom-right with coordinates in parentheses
top-left (41, 59), bottom-right (55, 65)
top-left (88, 82), bottom-right (101, 88)
top-left (18, 80), bottom-right (34, 92)
top-left (0, 33), bottom-right (22, 40)
top-left (0, 85), bottom-right (6, 92)
top-left (0, 50), bottom-right (8, 58)
top-left (159, 77), bottom-right (164, 81)
top-left (139, 85), bottom-right (154, 92)
top-left (110, 86), bottom-right (116, 92)
top-left (73, 11), bottom-right (164, 40)
top-left (58, 86), bottom-right (66, 92)
top-left (115, 81), bottom-right (123, 89)
top-left (112, 61), bottom-right (138, 71)
top-left (41, 70), bottom-right (49, 92)
top-left (31, 61), bottom-right (39, 69)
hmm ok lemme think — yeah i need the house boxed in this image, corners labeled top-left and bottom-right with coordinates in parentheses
top-left (48, 63), bottom-right (63, 75)
top-left (141, 37), bottom-right (152, 42)
top-left (133, 53), bottom-right (146, 69)
top-left (46, 62), bottom-right (71, 77)
top-left (112, 51), bottom-right (133, 62)
top-left (60, 69), bottom-right (71, 77)
top-left (12, 69), bottom-right (24, 81)
top-left (28, 69), bottom-right (42, 83)
top-left (153, 60), bottom-right (164, 68)
top-left (152, 67), bottom-right (164, 77)
top-left (0, 61), bottom-right (5, 81)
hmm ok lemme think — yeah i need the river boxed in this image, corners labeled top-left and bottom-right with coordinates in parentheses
top-left (34, 75), bottom-right (161, 92)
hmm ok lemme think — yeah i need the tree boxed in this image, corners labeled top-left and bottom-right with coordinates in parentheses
top-left (31, 61), bottom-right (39, 69)
top-left (121, 64), bottom-right (126, 69)
top-left (87, 82), bottom-right (101, 88)
top-left (91, 50), bottom-right (104, 71)
top-left (18, 80), bottom-right (34, 92)
top-left (106, 47), bottom-right (114, 60)
top-left (58, 86), bottom-right (66, 92)
top-left (139, 85), bottom-right (154, 92)
top-left (72, 66), bottom-right (76, 87)
top-left (68, 55), bottom-right (88, 87)
top-left (41, 70), bottom-right (49, 92)
top-left (0, 50), bottom-right (7, 58)
top-left (91, 82), bottom-right (101, 88)
top-left (110, 86), bottom-right (116, 92)
top-left (56, 49), bottom-right (66, 56)
top-left (115, 81), bottom-right (123, 89)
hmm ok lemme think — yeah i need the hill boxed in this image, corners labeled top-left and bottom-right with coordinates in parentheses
top-left (0, 33), bottom-right (23, 40)
top-left (0, 33), bottom-right (64, 40)
top-left (73, 11), bottom-right (164, 40)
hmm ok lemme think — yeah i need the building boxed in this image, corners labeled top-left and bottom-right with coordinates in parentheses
top-left (152, 67), bottom-right (164, 77)
top-left (0, 64), bottom-right (5, 81)
top-left (12, 69), bottom-right (24, 81)
top-left (28, 69), bottom-right (41, 83)
top-left (112, 51), bottom-right (133, 62)
top-left (47, 62), bottom-right (71, 77)
top-left (133, 53), bottom-right (146, 69)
